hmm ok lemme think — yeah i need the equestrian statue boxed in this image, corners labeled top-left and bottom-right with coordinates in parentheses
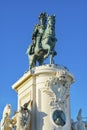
top-left (26, 12), bottom-right (57, 69)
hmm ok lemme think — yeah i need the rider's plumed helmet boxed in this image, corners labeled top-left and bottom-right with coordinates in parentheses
top-left (38, 12), bottom-right (47, 20)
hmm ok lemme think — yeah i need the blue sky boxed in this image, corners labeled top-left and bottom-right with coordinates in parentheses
top-left (0, 0), bottom-right (87, 121)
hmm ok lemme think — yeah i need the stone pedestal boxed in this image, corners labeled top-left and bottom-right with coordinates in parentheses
top-left (12, 64), bottom-right (75, 130)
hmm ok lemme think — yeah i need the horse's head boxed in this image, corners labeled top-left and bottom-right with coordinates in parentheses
top-left (45, 15), bottom-right (56, 36)
top-left (48, 15), bottom-right (55, 27)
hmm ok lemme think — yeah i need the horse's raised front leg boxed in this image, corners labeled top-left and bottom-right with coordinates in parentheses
top-left (44, 47), bottom-right (50, 59)
top-left (44, 51), bottom-right (50, 59)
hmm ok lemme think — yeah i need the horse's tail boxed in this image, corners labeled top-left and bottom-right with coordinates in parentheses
top-left (26, 45), bottom-right (30, 54)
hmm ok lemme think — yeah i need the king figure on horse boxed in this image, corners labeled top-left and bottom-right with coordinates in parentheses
top-left (26, 12), bottom-right (57, 69)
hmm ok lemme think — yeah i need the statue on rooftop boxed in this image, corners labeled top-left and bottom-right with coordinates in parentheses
top-left (1, 104), bottom-right (13, 130)
top-left (71, 109), bottom-right (86, 130)
top-left (26, 12), bottom-right (57, 69)
top-left (76, 109), bottom-right (86, 130)
top-left (77, 108), bottom-right (82, 121)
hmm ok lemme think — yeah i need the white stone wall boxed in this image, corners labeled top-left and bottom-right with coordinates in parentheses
top-left (32, 65), bottom-right (74, 130)
top-left (12, 64), bottom-right (75, 130)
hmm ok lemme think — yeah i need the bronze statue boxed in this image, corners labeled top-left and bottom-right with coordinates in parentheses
top-left (26, 12), bottom-right (57, 69)
top-left (32, 12), bottom-right (47, 50)
top-left (28, 12), bottom-right (47, 55)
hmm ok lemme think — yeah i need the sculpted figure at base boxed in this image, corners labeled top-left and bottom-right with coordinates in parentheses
top-left (76, 109), bottom-right (86, 130)
top-left (12, 101), bottom-right (32, 130)
top-left (71, 109), bottom-right (86, 130)
top-left (1, 104), bottom-right (13, 130)
top-left (26, 12), bottom-right (57, 69)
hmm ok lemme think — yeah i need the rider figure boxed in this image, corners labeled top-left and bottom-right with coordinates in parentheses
top-left (29, 12), bottom-right (47, 54)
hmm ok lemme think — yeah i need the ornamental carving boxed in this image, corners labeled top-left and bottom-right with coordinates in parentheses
top-left (42, 72), bottom-right (71, 109)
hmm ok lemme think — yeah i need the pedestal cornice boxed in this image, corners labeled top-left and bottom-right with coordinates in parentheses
top-left (12, 64), bottom-right (75, 92)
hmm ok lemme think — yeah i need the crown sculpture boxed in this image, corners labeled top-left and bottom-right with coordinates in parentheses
top-left (1, 12), bottom-right (87, 130)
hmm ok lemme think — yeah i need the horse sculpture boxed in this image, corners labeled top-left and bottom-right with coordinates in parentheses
top-left (27, 15), bottom-right (57, 69)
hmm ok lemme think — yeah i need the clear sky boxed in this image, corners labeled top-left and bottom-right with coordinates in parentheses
top-left (0, 0), bottom-right (87, 122)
